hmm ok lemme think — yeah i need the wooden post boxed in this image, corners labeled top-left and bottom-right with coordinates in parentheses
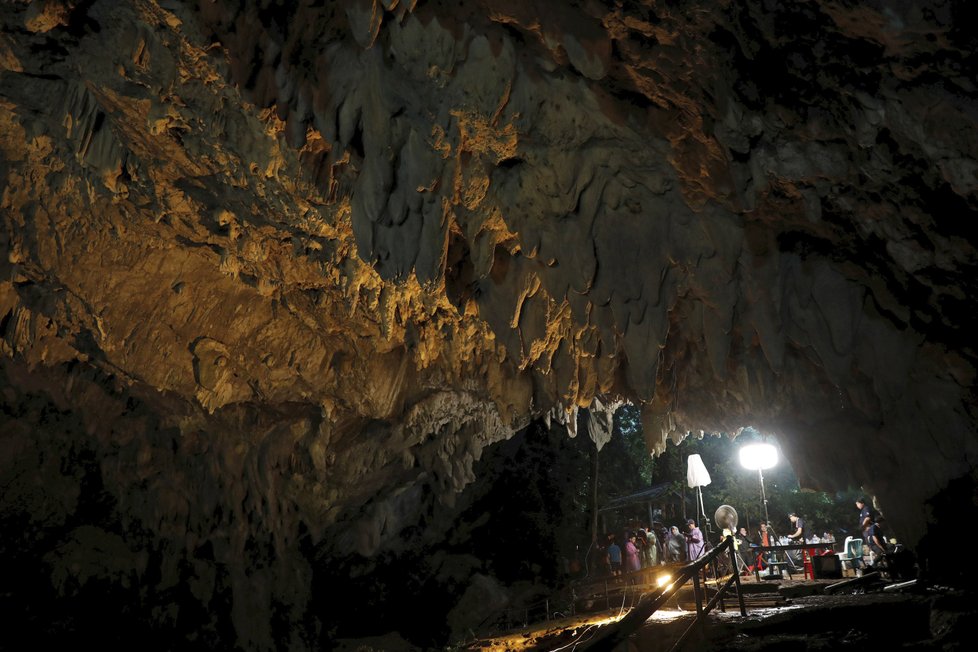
top-left (692, 572), bottom-right (703, 618)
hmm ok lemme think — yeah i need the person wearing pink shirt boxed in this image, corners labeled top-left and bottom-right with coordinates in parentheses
top-left (624, 533), bottom-right (641, 573)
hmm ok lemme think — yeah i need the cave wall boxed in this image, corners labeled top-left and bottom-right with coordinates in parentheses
top-left (2, 0), bottom-right (977, 647)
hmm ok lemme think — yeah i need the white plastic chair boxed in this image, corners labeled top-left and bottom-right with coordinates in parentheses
top-left (837, 536), bottom-right (863, 576)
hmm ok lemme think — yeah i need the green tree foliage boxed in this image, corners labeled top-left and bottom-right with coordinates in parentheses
top-left (655, 428), bottom-right (859, 538)
top-left (601, 405), bottom-right (654, 490)
top-left (611, 411), bottom-right (865, 540)
top-left (460, 405), bottom-right (867, 592)
top-left (461, 419), bottom-right (594, 584)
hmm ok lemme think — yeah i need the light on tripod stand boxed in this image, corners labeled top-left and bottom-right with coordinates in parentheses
top-left (686, 454), bottom-right (712, 534)
top-left (739, 443), bottom-right (778, 525)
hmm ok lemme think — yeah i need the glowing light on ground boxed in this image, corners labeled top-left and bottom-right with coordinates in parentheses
top-left (646, 609), bottom-right (689, 623)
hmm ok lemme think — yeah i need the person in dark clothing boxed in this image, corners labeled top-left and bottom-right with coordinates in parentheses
top-left (787, 512), bottom-right (808, 566)
top-left (856, 498), bottom-right (875, 547)
top-left (787, 512), bottom-right (808, 542)
top-left (867, 517), bottom-right (889, 560)
top-left (607, 536), bottom-right (622, 576)
top-left (735, 526), bottom-right (756, 573)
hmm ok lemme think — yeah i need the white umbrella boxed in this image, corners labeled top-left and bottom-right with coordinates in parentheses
top-left (687, 454), bottom-right (712, 533)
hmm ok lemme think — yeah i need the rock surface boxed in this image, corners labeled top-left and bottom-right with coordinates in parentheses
top-left (2, 0), bottom-right (977, 648)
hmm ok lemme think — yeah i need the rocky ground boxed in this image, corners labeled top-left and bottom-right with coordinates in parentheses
top-left (693, 588), bottom-right (975, 652)
top-left (448, 580), bottom-right (975, 652)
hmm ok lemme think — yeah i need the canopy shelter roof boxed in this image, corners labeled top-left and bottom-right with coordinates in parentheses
top-left (598, 482), bottom-right (682, 513)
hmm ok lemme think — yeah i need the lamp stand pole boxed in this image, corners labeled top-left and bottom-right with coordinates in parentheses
top-left (759, 468), bottom-right (770, 524)
top-left (697, 486), bottom-right (712, 535)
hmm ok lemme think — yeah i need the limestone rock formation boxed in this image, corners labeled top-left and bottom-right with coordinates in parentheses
top-left (2, 0), bottom-right (977, 648)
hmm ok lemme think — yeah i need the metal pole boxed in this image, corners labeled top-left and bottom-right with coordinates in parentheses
top-left (697, 486), bottom-right (708, 534)
top-left (759, 468), bottom-right (770, 524)
top-left (730, 538), bottom-right (747, 617)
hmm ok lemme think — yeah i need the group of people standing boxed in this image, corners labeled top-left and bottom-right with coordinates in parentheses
top-left (659, 519), bottom-right (709, 563)
top-left (596, 497), bottom-right (895, 579)
top-left (599, 518), bottom-right (712, 578)
top-left (730, 499), bottom-right (893, 573)
top-left (603, 527), bottom-right (657, 575)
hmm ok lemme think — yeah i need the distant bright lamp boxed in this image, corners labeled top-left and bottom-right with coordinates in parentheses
top-left (739, 442), bottom-right (778, 524)
top-left (739, 443), bottom-right (778, 471)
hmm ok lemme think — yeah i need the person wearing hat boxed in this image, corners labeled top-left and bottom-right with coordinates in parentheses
top-left (685, 518), bottom-right (705, 560)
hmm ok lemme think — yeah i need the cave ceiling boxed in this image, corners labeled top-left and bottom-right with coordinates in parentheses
top-left (2, 0), bottom-right (978, 646)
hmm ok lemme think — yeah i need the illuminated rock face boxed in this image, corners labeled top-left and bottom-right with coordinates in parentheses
top-left (1, 0), bottom-right (976, 647)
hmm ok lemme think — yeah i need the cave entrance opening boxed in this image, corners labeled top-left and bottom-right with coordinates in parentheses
top-left (641, 423), bottom-right (863, 548)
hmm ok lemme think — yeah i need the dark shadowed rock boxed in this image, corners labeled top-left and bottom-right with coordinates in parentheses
top-left (2, 0), bottom-right (978, 648)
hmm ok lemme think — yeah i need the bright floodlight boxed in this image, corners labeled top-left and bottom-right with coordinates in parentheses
top-left (739, 443), bottom-right (778, 471)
